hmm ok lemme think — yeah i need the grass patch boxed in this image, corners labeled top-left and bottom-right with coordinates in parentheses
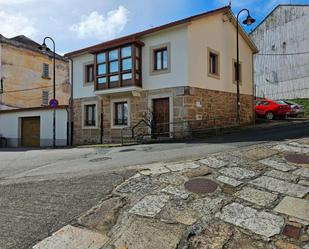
top-left (290, 98), bottom-right (309, 116)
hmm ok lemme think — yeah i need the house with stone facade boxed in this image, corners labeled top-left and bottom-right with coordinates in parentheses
top-left (66, 6), bottom-right (258, 145)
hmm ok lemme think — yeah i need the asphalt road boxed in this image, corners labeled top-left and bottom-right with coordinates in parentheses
top-left (0, 120), bottom-right (308, 249)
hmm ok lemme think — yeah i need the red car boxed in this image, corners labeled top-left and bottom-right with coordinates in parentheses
top-left (255, 100), bottom-right (291, 120)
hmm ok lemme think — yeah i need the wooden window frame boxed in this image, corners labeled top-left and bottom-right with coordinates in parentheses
top-left (232, 59), bottom-right (242, 85)
top-left (84, 104), bottom-right (96, 127)
top-left (82, 101), bottom-right (98, 129)
top-left (150, 42), bottom-right (171, 75)
top-left (111, 98), bottom-right (131, 129)
top-left (114, 102), bottom-right (128, 126)
top-left (207, 48), bottom-right (220, 79)
top-left (95, 44), bottom-right (142, 90)
top-left (84, 64), bottom-right (94, 84)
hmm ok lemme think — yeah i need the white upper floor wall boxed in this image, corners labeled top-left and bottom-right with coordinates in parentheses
top-left (70, 9), bottom-right (256, 99)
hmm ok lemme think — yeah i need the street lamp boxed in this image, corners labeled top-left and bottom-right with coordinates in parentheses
top-left (236, 9), bottom-right (255, 125)
top-left (39, 37), bottom-right (56, 148)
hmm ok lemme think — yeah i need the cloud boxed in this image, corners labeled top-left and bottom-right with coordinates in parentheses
top-left (0, 0), bottom-right (36, 5)
top-left (0, 11), bottom-right (36, 37)
top-left (70, 5), bottom-right (129, 40)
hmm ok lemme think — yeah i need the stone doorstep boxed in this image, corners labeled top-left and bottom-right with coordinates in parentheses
top-left (32, 225), bottom-right (108, 249)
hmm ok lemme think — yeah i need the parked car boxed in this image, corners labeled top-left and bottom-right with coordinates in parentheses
top-left (255, 100), bottom-right (291, 120)
top-left (282, 100), bottom-right (305, 117)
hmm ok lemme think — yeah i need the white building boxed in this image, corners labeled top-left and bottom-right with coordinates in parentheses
top-left (66, 6), bottom-right (258, 145)
top-left (0, 107), bottom-right (68, 147)
top-left (250, 4), bottom-right (309, 100)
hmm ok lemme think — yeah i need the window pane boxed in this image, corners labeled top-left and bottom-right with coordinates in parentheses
top-left (123, 103), bottom-right (128, 120)
top-left (122, 58), bottom-right (132, 71)
top-left (109, 50), bottom-right (118, 60)
top-left (97, 53), bottom-right (105, 63)
top-left (163, 50), bottom-right (168, 69)
top-left (85, 104), bottom-right (96, 126)
top-left (98, 77), bottom-right (106, 84)
top-left (136, 59), bottom-right (139, 70)
top-left (136, 73), bottom-right (140, 80)
top-left (136, 47), bottom-right (140, 57)
top-left (110, 75), bottom-right (119, 82)
top-left (122, 73), bottom-right (132, 80)
top-left (115, 102), bottom-right (128, 125)
top-left (121, 46), bottom-right (131, 58)
top-left (156, 51), bottom-right (162, 70)
top-left (97, 63), bottom-right (106, 75)
top-left (110, 61), bottom-right (119, 73)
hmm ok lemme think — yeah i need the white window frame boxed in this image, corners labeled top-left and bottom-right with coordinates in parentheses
top-left (111, 98), bottom-right (130, 129)
top-left (82, 100), bottom-right (98, 129)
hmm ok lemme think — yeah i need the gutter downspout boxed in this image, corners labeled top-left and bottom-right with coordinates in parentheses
top-left (68, 58), bottom-right (74, 146)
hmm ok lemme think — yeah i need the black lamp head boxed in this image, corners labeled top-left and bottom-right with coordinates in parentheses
top-left (243, 15), bottom-right (256, 26)
top-left (38, 42), bottom-right (50, 51)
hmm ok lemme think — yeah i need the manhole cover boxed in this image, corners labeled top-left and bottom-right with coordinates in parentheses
top-left (184, 178), bottom-right (218, 194)
top-left (120, 148), bottom-right (136, 152)
top-left (89, 157), bottom-right (111, 162)
top-left (285, 154), bottom-right (309, 164)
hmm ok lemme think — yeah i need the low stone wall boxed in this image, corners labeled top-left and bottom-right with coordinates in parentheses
top-left (72, 87), bottom-right (254, 145)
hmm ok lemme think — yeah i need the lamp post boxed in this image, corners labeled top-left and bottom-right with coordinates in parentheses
top-left (236, 9), bottom-right (255, 125)
top-left (39, 37), bottom-right (56, 148)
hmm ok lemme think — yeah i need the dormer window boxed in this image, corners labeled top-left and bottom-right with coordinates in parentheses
top-left (95, 44), bottom-right (142, 90)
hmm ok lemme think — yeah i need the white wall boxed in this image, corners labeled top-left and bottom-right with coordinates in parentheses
top-left (141, 25), bottom-right (189, 90)
top-left (72, 53), bottom-right (96, 99)
top-left (0, 109), bottom-right (68, 147)
top-left (250, 5), bottom-right (309, 99)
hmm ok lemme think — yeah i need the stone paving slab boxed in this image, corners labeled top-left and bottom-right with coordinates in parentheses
top-left (259, 158), bottom-right (297, 172)
top-left (112, 217), bottom-right (185, 249)
top-left (274, 196), bottom-right (309, 222)
top-left (293, 168), bottom-right (309, 178)
top-left (244, 148), bottom-right (278, 160)
top-left (264, 170), bottom-right (299, 182)
top-left (199, 157), bottom-right (227, 169)
top-left (298, 180), bottom-right (309, 186)
top-left (234, 187), bottom-right (278, 207)
top-left (139, 163), bottom-right (170, 176)
top-left (166, 161), bottom-right (200, 172)
top-left (273, 144), bottom-right (309, 154)
top-left (250, 176), bottom-right (309, 198)
top-left (32, 225), bottom-right (108, 249)
top-left (216, 202), bottom-right (284, 238)
top-left (128, 195), bottom-right (169, 218)
top-left (161, 186), bottom-right (190, 199)
top-left (219, 167), bottom-right (258, 180)
top-left (216, 175), bottom-right (243, 187)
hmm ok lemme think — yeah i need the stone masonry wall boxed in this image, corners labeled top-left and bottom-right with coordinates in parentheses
top-left (73, 87), bottom-right (254, 145)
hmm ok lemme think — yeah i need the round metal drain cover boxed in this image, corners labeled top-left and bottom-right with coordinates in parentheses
top-left (184, 178), bottom-right (218, 194)
top-left (285, 154), bottom-right (309, 164)
top-left (120, 148), bottom-right (136, 152)
top-left (89, 157), bottom-right (111, 162)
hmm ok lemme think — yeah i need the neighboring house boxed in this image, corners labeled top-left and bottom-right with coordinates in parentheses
top-left (0, 35), bottom-right (70, 147)
top-left (66, 6), bottom-right (258, 145)
top-left (250, 4), bottom-right (309, 100)
top-left (0, 106), bottom-right (68, 147)
top-left (0, 34), bottom-right (70, 108)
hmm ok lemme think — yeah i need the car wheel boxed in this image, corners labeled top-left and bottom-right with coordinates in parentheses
top-left (265, 111), bottom-right (274, 120)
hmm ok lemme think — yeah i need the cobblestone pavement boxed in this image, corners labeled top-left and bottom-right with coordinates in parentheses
top-left (34, 138), bottom-right (309, 249)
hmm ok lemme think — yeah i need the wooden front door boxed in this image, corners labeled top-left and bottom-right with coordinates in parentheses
top-left (153, 98), bottom-right (170, 137)
top-left (22, 117), bottom-right (40, 147)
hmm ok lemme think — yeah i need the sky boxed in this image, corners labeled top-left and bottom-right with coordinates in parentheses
top-left (0, 0), bottom-right (308, 54)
